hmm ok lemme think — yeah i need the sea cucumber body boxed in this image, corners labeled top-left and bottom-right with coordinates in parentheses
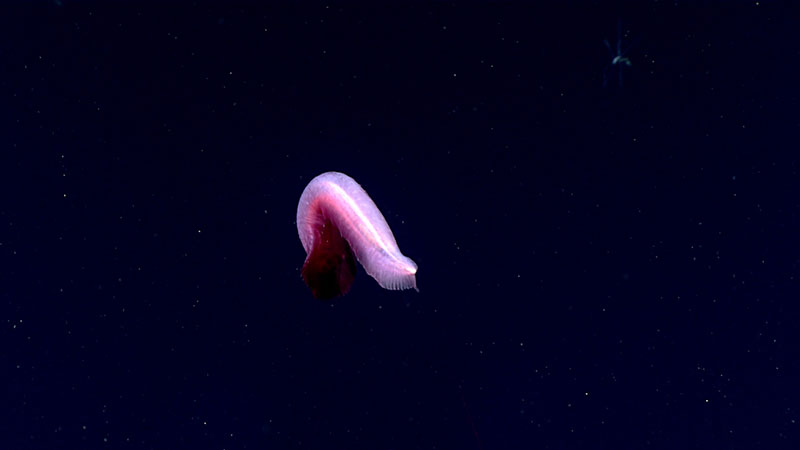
top-left (297, 172), bottom-right (418, 296)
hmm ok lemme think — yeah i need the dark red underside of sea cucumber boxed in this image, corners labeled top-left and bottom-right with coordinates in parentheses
top-left (301, 218), bottom-right (357, 299)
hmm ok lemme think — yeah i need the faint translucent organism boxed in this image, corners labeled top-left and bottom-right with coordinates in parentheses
top-left (603, 18), bottom-right (634, 88)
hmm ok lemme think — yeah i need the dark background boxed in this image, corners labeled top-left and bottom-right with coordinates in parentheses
top-left (2, 1), bottom-right (799, 449)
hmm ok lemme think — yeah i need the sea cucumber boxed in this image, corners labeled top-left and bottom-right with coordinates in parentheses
top-left (297, 172), bottom-right (418, 299)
